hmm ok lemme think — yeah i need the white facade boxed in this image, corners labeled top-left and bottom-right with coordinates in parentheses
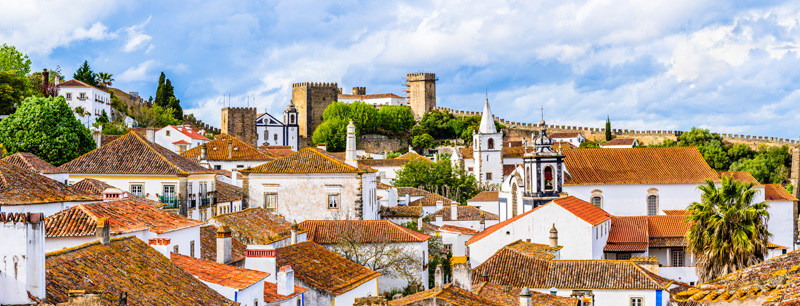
top-left (245, 173), bottom-right (379, 223)
top-left (550, 134), bottom-right (586, 147)
top-left (202, 278), bottom-right (266, 306)
top-left (767, 199), bottom-right (795, 252)
top-left (533, 288), bottom-right (669, 306)
top-left (0, 213), bottom-right (45, 305)
top-left (58, 81), bottom-right (112, 129)
top-left (256, 104), bottom-right (299, 150)
top-left (0, 200), bottom-right (97, 216)
top-left (439, 230), bottom-right (473, 257)
top-left (155, 125), bottom-right (209, 153)
top-left (338, 95), bottom-right (405, 106)
top-left (324, 241), bottom-right (428, 292)
top-left (47, 224), bottom-right (202, 260)
top-left (563, 184), bottom-right (706, 216)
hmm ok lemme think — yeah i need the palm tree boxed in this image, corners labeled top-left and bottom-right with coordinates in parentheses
top-left (96, 72), bottom-right (114, 89)
top-left (686, 175), bottom-right (770, 282)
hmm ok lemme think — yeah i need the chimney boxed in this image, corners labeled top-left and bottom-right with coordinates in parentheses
top-left (26, 213), bottom-right (46, 300)
top-left (148, 238), bottom-right (171, 257)
top-left (119, 292), bottom-right (128, 306)
top-left (435, 215), bottom-right (443, 227)
top-left (96, 218), bottom-right (110, 245)
top-left (549, 223), bottom-right (558, 248)
top-left (450, 201), bottom-right (458, 220)
top-left (277, 266), bottom-right (295, 296)
top-left (92, 130), bottom-right (102, 148)
top-left (102, 188), bottom-right (127, 201)
top-left (244, 245), bottom-right (277, 282)
top-left (345, 120), bottom-right (357, 166)
top-left (435, 200), bottom-right (443, 211)
top-left (452, 262), bottom-right (472, 292)
top-left (290, 220), bottom-right (298, 244)
top-left (405, 194), bottom-right (411, 205)
top-left (66, 290), bottom-right (103, 305)
top-left (520, 287), bottom-right (532, 306)
top-left (228, 140), bottom-right (233, 159)
top-left (479, 212), bottom-right (486, 231)
top-left (417, 216), bottom-right (424, 231)
top-left (54, 75), bottom-right (60, 85)
top-left (317, 143), bottom-right (327, 151)
top-left (145, 127), bottom-right (155, 143)
top-left (199, 144), bottom-right (208, 162)
top-left (42, 69), bottom-right (49, 89)
top-left (216, 225), bottom-right (232, 264)
top-left (434, 264), bottom-right (444, 289)
top-left (480, 270), bottom-right (489, 283)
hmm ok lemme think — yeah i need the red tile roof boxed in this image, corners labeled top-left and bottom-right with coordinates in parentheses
top-left (396, 186), bottom-right (429, 197)
top-left (200, 225), bottom-right (246, 263)
top-left (58, 132), bottom-right (214, 175)
top-left (765, 184), bottom-right (798, 201)
top-left (45, 237), bottom-right (235, 305)
top-left (171, 253), bottom-right (269, 289)
top-left (0, 161), bottom-right (100, 205)
top-left (264, 280), bottom-right (308, 303)
top-left (299, 220), bottom-right (430, 244)
top-left (168, 125), bottom-right (210, 140)
top-left (379, 205), bottom-right (423, 218)
top-left (212, 208), bottom-right (304, 245)
top-left (181, 134), bottom-right (272, 161)
top-left (389, 283), bottom-right (504, 306)
top-left (243, 147), bottom-right (375, 174)
top-left (173, 139), bottom-right (191, 145)
top-left (260, 146), bottom-right (295, 157)
top-left (1, 152), bottom-right (62, 173)
top-left (56, 79), bottom-right (108, 93)
top-left (439, 224), bottom-right (477, 235)
top-left (600, 138), bottom-right (637, 146)
top-left (718, 171), bottom-right (761, 186)
top-left (563, 147), bottom-right (719, 185)
top-left (215, 179), bottom-right (243, 203)
top-left (605, 216), bottom-right (648, 252)
top-left (68, 178), bottom-right (116, 195)
top-left (45, 197), bottom-right (202, 237)
top-left (503, 164), bottom-right (518, 177)
top-left (409, 191), bottom-right (457, 207)
top-left (647, 215), bottom-right (690, 238)
top-left (430, 205), bottom-right (500, 221)
top-left (504, 240), bottom-right (560, 259)
top-left (468, 190), bottom-right (499, 202)
top-left (472, 282), bottom-right (579, 306)
top-left (276, 241), bottom-right (380, 295)
top-left (662, 209), bottom-right (688, 216)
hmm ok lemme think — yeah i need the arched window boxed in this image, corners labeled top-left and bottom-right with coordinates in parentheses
top-left (487, 138), bottom-right (495, 149)
top-left (591, 189), bottom-right (603, 208)
top-left (647, 195), bottom-right (658, 215)
top-left (544, 166), bottom-right (554, 191)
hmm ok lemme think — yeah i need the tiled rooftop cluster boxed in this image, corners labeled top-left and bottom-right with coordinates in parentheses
top-left (0, 161), bottom-right (99, 205)
top-left (180, 134), bottom-right (273, 161)
top-left (244, 147), bottom-right (375, 174)
top-left (299, 220), bottom-right (430, 244)
top-left (212, 207), bottom-right (303, 245)
top-left (276, 241), bottom-right (381, 295)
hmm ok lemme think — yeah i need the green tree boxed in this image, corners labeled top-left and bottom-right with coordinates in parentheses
top-left (154, 72), bottom-right (166, 107)
top-left (98, 122), bottom-right (130, 135)
top-left (394, 159), bottom-right (480, 204)
top-left (349, 101), bottom-right (379, 134)
top-left (132, 104), bottom-right (182, 128)
top-left (0, 70), bottom-right (29, 115)
top-left (73, 61), bottom-right (99, 87)
top-left (727, 143), bottom-right (754, 162)
top-left (605, 116), bottom-right (612, 141)
top-left (579, 141), bottom-right (601, 148)
top-left (0, 96), bottom-right (95, 166)
top-left (679, 127), bottom-right (723, 147)
top-left (378, 105), bottom-right (415, 133)
top-left (96, 72), bottom-right (114, 89)
top-left (153, 73), bottom-right (183, 120)
top-left (410, 125), bottom-right (428, 137)
top-left (322, 101), bottom-right (351, 121)
top-left (312, 118), bottom-right (348, 151)
top-left (0, 44), bottom-right (32, 77)
top-left (94, 110), bottom-right (110, 126)
top-left (27, 68), bottom-right (64, 97)
top-left (699, 140), bottom-right (730, 170)
top-left (412, 133), bottom-right (434, 151)
top-left (109, 90), bottom-right (127, 119)
top-left (686, 176), bottom-right (770, 282)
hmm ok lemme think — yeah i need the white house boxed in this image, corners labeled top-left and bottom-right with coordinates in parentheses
top-left (599, 138), bottom-right (638, 148)
top-left (155, 125), bottom-right (211, 153)
top-left (438, 224), bottom-right (476, 258)
top-left (0, 212), bottom-right (45, 305)
top-left (171, 252), bottom-right (270, 306)
top-left (1, 152), bottom-right (69, 185)
top-left (180, 134), bottom-right (274, 172)
top-left (429, 201), bottom-right (500, 231)
top-left (215, 179), bottom-right (244, 216)
top-left (0, 160), bottom-right (101, 216)
top-left (256, 102), bottom-right (299, 151)
top-left (242, 129), bottom-right (379, 222)
top-left (764, 183), bottom-right (797, 254)
top-left (467, 190), bottom-right (500, 215)
top-left (44, 190), bottom-right (203, 257)
top-left (207, 207), bottom-right (309, 251)
top-left (466, 196), bottom-right (612, 267)
top-left (299, 219), bottom-right (430, 292)
top-left (57, 79), bottom-right (112, 129)
top-left (337, 88), bottom-right (405, 106)
top-left (58, 131), bottom-right (217, 221)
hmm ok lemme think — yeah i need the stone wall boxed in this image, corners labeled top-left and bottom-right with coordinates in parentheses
top-left (221, 107), bottom-right (257, 147)
top-left (182, 115), bottom-right (221, 135)
top-left (358, 134), bottom-right (408, 154)
top-left (407, 73), bottom-right (437, 119)
top-left (292, 82), bottom-right (338, 141)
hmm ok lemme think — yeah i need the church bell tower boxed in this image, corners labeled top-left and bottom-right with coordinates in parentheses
top-left (522, 122), bottom-right (565, 207)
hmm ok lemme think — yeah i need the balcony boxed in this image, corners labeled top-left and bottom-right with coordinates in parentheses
top-left (189, 199), bottom-right (196, 208)
top-left (201, 198), bottom-right (210, 207)
top-left (160, 196), bottom-right (178, 209)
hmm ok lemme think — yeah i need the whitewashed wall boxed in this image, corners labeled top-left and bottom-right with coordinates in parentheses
top-left (533, 288), bottom-right (667, 306)
top-left (564, 184), bottom-right (704, 216)
top-left (0, 218), bottom-right (45, 304)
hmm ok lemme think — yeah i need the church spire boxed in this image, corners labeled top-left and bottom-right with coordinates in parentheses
top-left (478, 96), bottom-right (497, 134)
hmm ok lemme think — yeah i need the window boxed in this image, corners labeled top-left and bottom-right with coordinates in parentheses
top-left (78, 92), bottom-right (86, 100)
top-left (130, 184), bottom-right (143, 197)
top-left (468, 167), bottom-right (473, 171)
top-left (188, 183), bottom-right (193, 197)
top-left (290, 114), bottom-right (295, 124)
top-left (647, 195), bottom-right (658, 215)
top-left (617, 253), bottom-right (631, 260)
top-left (214, 165), bottom-right (222, 170)
top-left (274, 133), bottom-right (278, 141)
top-left (630, 297), bottom-right (643, 306)
top-left (591, 196), bottom-right (602, 207)
top-left (264, 193), bottom-right (277, 209)
top-left (443, 244), bottom-right (453, 253)
top-left (173, 245), bottom-right (179, 253)
top-left (487, 138), bottom-right (494, 149)
top-left (190, 241), bottom-right (195, 257)
top-left (486, 173), bottom-right (492, 180)
top-left (672, 248), bottom-right (685, 267)
top-left (166, 130), bottom-right (170, 136)
top-left (237, 165), bottom-right (244, 168)
top-left (163, 185), bottom-right (176, 198)
top-left (328, 194), bottom-right (340, 209)
top-left (544, 166), bottom-right (554, 191)
top-left (65, 93), bottom-right (72, 100)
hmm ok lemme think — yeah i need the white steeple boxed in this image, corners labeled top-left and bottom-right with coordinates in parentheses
top-left (478, 97), bottom-right (497, 134)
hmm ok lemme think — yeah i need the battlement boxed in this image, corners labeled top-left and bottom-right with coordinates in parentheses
top-left (406, 72), bottom-right (436, 81)
top-left (351, 87), bottom-right (366, 95)
top-left (292, 82), bottom-right (339, 88)
top-left (221, 107), bottom-right (257, 111)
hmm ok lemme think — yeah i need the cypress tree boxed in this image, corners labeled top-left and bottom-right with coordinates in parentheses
top-left (73, 61), bottom-right (98, 86)
top-left (605, 116), bottom-right (612, 141)
top-left (154, 72), bottom-right (166, 107)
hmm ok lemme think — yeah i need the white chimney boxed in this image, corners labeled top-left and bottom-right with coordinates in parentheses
top-left (92, 130), bottom-right (102, 149)
top-left (148, 238), bottom-right (171, 257)
top-left (435, 215), bottom-right (443, 227)
top-left (317, 143), bottom-right (327, 151)
top-left (452, 262), bottom-right (472, 292)
top-left (244, 245), bottom-right (277, 282)
top-left (277, 265), bottom-right (295, 296)
top-left (479, 212), bottom-right (486, 231)
top-left (435, 200), bottom-right (443, 211)
top-left (26, 213), bottom-right (46, 300)
top-left (54, 75), bottom-right (60, 85)
top-left (290, 221), bottom-right (298, 245)
top-left (434, 264), bottom-right (444, 289)
top-left (405, 194), bottom-right (411, 205)
top-left (199, 144), bottom-right (208, 162)
top-left (417, 216), bottom-right (424, 231)
top-left (145, 127), bottom-right (156, 143)
top-left (550, 223), bottom-right (559, 248)
top-left (520, 287), bottom-right (532, 306)
top-left (216, 225), bottom-right (232, 264)
top-left (102, 188), bottom-right (127, 201)
top-left (450, 201), bottom-right (458, 220)
top-left (345, 120), bottom-right (357, 167)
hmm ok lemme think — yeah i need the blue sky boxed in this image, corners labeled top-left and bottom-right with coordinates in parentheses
top-left (2, 0), bottom-right (800, 139)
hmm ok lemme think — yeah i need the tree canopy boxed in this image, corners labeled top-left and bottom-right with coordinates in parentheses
top-left (73, 60), bottom-right (99, 87)
top-left (132, 104), bottom-right (182, 128)
top-left (0, 70), bottom-right (29, 115)
top-left (378, 105), bottom-right (415, 133)
top-left (153, 72), bottom-right (183, 121)
top-left (419, 109), bottom-right (504, 143)
top-left (312, 118), bottom-right (348, 151)
top-left (0, 96), bottom-right (95, 166)
top-left (0, 44), bottom-right (32, 77)
top-left (394, 159), bottom-right (480, 204)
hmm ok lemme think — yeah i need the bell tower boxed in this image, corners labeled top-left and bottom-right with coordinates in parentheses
top-left (522, 122), bottom-right (565, 207)
top-left (473, 98), bottom-right (503, 186)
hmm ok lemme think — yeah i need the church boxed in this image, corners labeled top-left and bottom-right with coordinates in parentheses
top-left (255, 101), bottom-right (300, 150)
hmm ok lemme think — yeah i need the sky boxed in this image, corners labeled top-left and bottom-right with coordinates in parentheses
top-left (2, 0), bottom-right (800, 139)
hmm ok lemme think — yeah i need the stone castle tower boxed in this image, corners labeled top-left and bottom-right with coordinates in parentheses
top-left (291, 82), bottom-right (339, 147)
top-left (221, 107), bottom-right (257, 147)
top-left (406, 73), bottom-right (437, 119)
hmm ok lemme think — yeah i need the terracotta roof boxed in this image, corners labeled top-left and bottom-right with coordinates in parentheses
top-left (173, 139), bottom-right (191, 145)
top-left (58, 132), bottom-right (214, 175)
top-left (648, 215), bottom-right (690, 238)
top-left (264, 279), bottom-right (308, 303)
top-left (765, 184), bottom-right (798, 201)
top-left (171, 253), bottom-right (269, 289)
top-left (600, 138), bottom-right (637, 146)
top-left (605, 216), bottom-right (648, 252)
top-left (181, 134), bottom-right (272, 161)
top-left (548, 132), bottom-right (582, 139)
top-left (409, 191), bottom-right (457, 207)
top-left (768, 242), bottom-right (789, 249)
top-left (45, 198), bottom-right (203, 237)
top-left (214, 169), bottom-right (243, 180)
top-left (243, 147), bottom-right (375, 174)
top-left (467, 196), bottom-right (610, 245)
top-left (397, 152), bottom-right (431, 161)
top-left (212, 208), bottom-right (303, 245)
top-left (431, 205), bottom-right (500, 221)
top-left (551, 141), bottom-right (577, 150)
top-left (1, 152), bottom-right (62, 173)
top-left (389, 283), bottom-right (504, 306)
top-left (260, 146), bottom-right (295, 157)
top-left (468, 190), bottom-right (499, 202)
top-left (45, 237), bottom-right (235, 305)
top-left (299, 220), bottom-right (430, 244)
top-left (439, 224), bottom-right (478, 234)
top-left (0, 161), bottom-right (100, 205)
top-left (663, 209), bottom-right (688, 216)
top-left (504, 240), bottom-right (561, 259)
top-left (397, 186), bottom-right (429, 197)
top-left (563, 147), bottom-right (719, 185)
top-left (422, 222), bottom-right (440, 234)
top-left (357, 158), bottom-right (414, 167)
top-left (379, 205), bottom-right (423, 218)
top-left (168, 125), bottom-right (210, 140)
top-left (215, 179), bottom-right (243, 203)
top-left (503, 164), bottom-right (517, 177)
top-left (376, 182), bottom-right (394, 190)
top-left (473, 246), bottom-right (672, 290)
top-left (200, 225), bottom-right (246, 263)
top-left (276, 241), bottom-right (380, 295)
top-left (718, 171), bottom-right (761, 186)
top-left (338, 93), bottom-right (403, 99)
top-left (56, 79), bottom-right (108, 93)
top-left (675, 250), bottom-right (800, 305)
top-left (68, 179), bottom-right (116, 195)
top-left (472, 282), bottom-right (579, 306)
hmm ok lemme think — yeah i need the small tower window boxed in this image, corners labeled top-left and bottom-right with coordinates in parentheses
top-left (591, 196), bottom-right (602, 208)
top-left (647, 195), bottom-right (658, 215)
top-left (487, 138), bottom-right (494, 149)
top-left (290, 114), bottom-right (295, 124)
top-left (544, 166), bottom-right (554, 191)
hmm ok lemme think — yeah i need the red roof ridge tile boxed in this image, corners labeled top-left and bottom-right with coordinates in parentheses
top-left (171, 252), bottom-right (269, 289)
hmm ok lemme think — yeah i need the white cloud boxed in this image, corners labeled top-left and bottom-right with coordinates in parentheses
top-left (121, 16), bottom-right (152, 53)
top-left (117, 60), bottom-right (157, 82)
